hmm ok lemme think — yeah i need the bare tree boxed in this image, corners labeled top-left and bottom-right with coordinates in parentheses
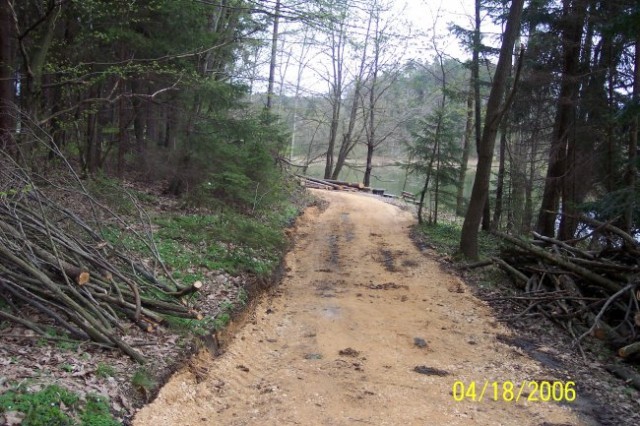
top-left (361, 0), bottom-right (404, 187)
top-left (329, 4), bottom-right (375, 180)
top-left (266, 0), bottom-right (281, 110)
top-left (322, 3), bottom-right (348, 179)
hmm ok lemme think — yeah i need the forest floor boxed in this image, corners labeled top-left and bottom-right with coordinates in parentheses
top-left (133, 190), bottom-right (606, 426)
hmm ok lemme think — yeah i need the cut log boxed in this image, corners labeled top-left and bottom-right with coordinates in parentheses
top-left (618, 341), bottom-right (640, 358)
top-left (296, 175), bottom-right (342, 190)
top-left (296, 176), bottom-right (329, 189)
top-left (168, 280), bottom-right (204, 297)
top-left (587, 314), bottom-right (624, 343)
top-left (72, 269), bottom-right (90, 286)
top-left (323, 179), bottom-right (365, 189)
top-left (34, 246), bottom-right (90, 285)
top-left (303, 182), bottom-right (333, 190)
top-left (605, 364), bottom-right (640, 391)
top-left (401, 191), bottom-right (417, 201)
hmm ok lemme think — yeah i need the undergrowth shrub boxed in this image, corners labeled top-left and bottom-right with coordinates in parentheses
top-left (0, 385), bottom-right (118, 426)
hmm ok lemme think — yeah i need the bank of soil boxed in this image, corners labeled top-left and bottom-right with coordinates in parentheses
top-left (132, 190), bottom-right (603, 425)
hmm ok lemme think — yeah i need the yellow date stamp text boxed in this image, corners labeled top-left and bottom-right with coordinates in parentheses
top-left (452, 380), bottom-right (576, 403)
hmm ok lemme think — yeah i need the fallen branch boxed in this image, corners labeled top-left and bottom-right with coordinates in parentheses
top-left (494, 231), bottom-right (622, 294)
top-left (490, 256), bottom-right (528, 288)
top-left (0, 153), bottom-right (208, 363)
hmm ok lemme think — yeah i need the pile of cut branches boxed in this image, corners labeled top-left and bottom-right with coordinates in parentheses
top-left (480, 217), bottom-right (640, 359)
top-left (0, 156), bottom-right (202, 363)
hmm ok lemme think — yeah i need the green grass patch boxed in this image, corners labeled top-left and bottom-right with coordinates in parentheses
top-left (153, 210), bottom-right (288, 277)
top-left (95, 363), bottom-right (116, 378)
top-left (80, 395), bottom-right (119, 426)
top-left (131, 368), bottom-right (157, 394)
top-left (101, 208), bottom-right (292, 279)
top-left (0, 384), bottom-right (119, 426)
top-left (418, 221), bottom-right (500, 259)
top-left (213, 312), bottom-right (231, 330)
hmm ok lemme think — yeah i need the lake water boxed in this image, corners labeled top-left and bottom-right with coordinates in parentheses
top-left (304, 162), bottom-right (475, 205)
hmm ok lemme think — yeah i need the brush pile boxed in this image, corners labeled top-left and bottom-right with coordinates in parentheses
top-left (0, 158), bottom-right (202, 363)
top-left (485, 218), bottom-right (640, 359)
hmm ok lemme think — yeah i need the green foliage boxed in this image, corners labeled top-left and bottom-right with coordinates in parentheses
top-left (95, 363), bottom-right (116, 378)
top-left (237, 287), bottom-right (249, 306)
top-left (56, 340), bottom-right (80, 352)
top-left (418, 222), bottom-right (499, 259)
top-left (406, 104), bottom-right (465, 223)
top-left (165, 312), bottom-right (228, 335)
top-left (0, 385), bottom-right (78, 426)
top-left (61, 364), bottom-right (75, 373)
top-left (131, 368), bottom-right (157, 393)
top-left (213, 312), bottom-right (231, 330)
top-left (80, 395), bottom-right (119, 426)
top-left (582, 184), bottom-right (640, 235)
top-left (154, 211), bottom-right (286, 276)
top-left (182, 108), bottom-right (290, 212)
top-left (0, 384), bottom-right (119, 426)
top-left (100, 226), bottom-right (150, 255)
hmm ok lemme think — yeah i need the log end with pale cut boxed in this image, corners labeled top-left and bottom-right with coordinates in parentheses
top-left (77, 271), bottom-right (90, 285)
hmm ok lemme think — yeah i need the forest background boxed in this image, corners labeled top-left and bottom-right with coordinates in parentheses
top-left (1, 0), bottom-right (638, 248)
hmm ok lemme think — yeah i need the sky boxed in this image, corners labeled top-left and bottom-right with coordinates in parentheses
top-left (267, 0), bottom-right (505, 96)
top-left (398, 0), bottom-right (503, 59)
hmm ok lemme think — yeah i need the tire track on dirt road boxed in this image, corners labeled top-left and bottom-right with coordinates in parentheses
top-left (134, 190), bottom-right (592, 425)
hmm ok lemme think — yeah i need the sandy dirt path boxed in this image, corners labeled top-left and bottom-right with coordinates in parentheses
top-left (134, 191), bottom-right (587, 425)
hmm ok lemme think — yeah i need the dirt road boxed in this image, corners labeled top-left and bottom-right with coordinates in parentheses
top-left (134, 191), bottom-right (587, 425)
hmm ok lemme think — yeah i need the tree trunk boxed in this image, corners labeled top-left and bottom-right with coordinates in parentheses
top-left (523, 135), bottom-right (537, 234)
top-left (324, 20), bottom-right (346, 179)
top-left (492, 130), bottom-right (507, 230)
top-left (471, 0), bottom-right (491, 231)
top-left (116, 94), bottom-right (129, 177)
top-left (86, 109), bottom-right (100, 174)
top-left (460, 0), bottom-right (525, 259)
top-left (132, 81), bottom-right (146, 168)
top-left (23, 3), bottom-right (62, 122)
top-left (0, 0), bottom-right (15, 155)
top-left (536, 0), bottom-right (587, 238)
top-left (433, 138), bottom-right (441, 225)
top-left (363, 13), bottom-right (381, 188)
top-left (325, 97), bottom-right (340, 179)
top-left (331, 9), bottom-right (374, 181)
top-left (456, 75), bottom-right (474, 216)
top-left (364, 139), bottom-right (375, 187)
top-left (509, 137), bottom-right (525, 233)
top-left (290, 27), bottom-right (312, 160)
top-left (418, 109), bottom-right (444, 225)
top-left (266, 0), bottom-right (281, 110)
top-left (625, 39), bottom-right (639, 234)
